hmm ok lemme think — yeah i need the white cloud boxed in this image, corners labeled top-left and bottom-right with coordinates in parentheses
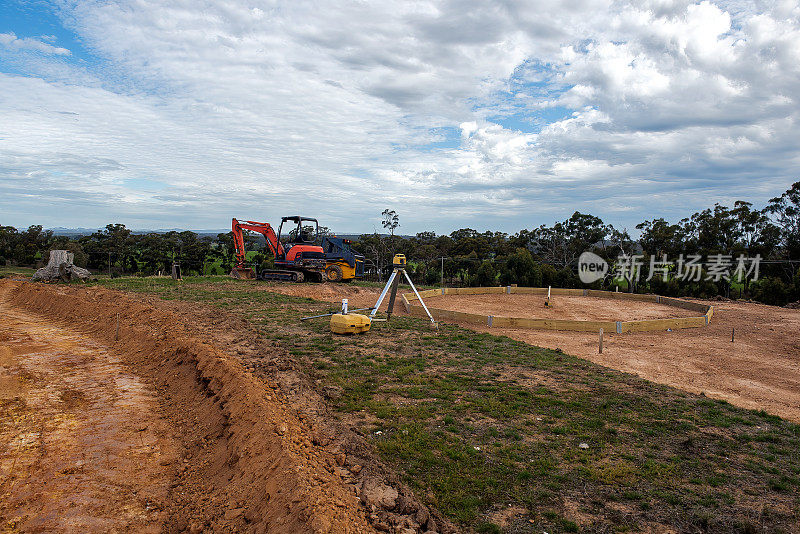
top-left (0, 0), bottom-right (799, 233)
top-left (0, 32), bottom-right (71, 55)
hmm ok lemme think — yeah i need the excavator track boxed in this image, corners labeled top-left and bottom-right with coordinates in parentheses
top-left (259, 269), bottom-right (302, 282)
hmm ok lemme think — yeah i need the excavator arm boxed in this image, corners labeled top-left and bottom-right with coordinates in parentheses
top-left (231, 218), bottom-right (284, 269)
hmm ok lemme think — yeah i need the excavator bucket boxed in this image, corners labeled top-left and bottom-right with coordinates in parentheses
top-left (230, 267), bottom-right (256, 280)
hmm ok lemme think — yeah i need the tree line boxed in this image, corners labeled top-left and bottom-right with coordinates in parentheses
top-left (357, 181), bottom-right (799, 305)
top-left (0, 224), bottom-right (229, 277)
top-left (1, 181), bottom-right (798, 305)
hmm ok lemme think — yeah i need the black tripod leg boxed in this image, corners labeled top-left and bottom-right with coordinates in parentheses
top-left (386, 271), bottom-right (401, 319)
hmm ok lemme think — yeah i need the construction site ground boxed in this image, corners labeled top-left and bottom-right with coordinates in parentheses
top-left (2, 276), bottom-right (799, 533)
top-left (422, 293), bottom-right (700, 321)
top-left (274, 282), bottom-right (800, 422)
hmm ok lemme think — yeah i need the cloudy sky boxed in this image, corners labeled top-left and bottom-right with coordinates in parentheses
top-left (1, 0), bottom-right (798, 234)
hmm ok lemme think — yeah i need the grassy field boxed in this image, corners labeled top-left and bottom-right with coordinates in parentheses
top-left (0, 266), bottom-right (36, 277)
top-left (96, 276), bottom-right (800, 533)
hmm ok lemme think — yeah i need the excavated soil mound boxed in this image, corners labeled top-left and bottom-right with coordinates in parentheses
top-left (0, 280), bottom-right (371, 533)
top-left (0, 280), bottom-right (448, 533)
top-left (423, 293), bottom-right (698, 322)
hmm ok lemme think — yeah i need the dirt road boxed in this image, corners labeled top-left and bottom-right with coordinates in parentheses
top-left (0, 292), bottom-right (178, 531)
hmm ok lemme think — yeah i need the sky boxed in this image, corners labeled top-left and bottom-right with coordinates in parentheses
top-left (1, 0), bottom-right (799, 235)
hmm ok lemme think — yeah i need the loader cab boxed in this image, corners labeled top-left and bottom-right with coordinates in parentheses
top-left (321, 235), bottom-right (366, 279)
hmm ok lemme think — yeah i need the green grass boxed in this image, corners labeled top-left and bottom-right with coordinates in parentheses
top-left (0, 265), bottom-right (36, 277)
top-left (95, 275), bottom-right (800, 532)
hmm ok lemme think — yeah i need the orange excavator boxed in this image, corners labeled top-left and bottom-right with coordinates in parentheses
top-left (230, 217), bottom-right (327, 282)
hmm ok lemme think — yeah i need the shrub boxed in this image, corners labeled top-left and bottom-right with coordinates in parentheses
top-left (555, 267), bottom-right (578, 288)
top-left (499, 249), bottom-right (541, 286)
top-left (475, 261), bottom-right (497, 286)
top-left (540, 263), bottom-right (558, 287)
top-left (752, 277), bottom-right (791, 306)
top-left (425, 268), bottom-right (441, 286)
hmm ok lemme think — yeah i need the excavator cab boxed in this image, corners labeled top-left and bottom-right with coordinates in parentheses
top-left (278, 216), bottom-right (319, 252)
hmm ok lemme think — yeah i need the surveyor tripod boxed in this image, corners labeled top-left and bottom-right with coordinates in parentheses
top-left (370, 255), bottom-right (436, 324)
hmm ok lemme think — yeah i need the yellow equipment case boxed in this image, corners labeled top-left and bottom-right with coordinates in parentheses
top-left (329, 313), bottom-right (371, 334)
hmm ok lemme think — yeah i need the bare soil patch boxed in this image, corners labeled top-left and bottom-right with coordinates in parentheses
top-left (266, 282), bottom-right (386, 310)
top-left (423, 293), bottom-right (698, 321)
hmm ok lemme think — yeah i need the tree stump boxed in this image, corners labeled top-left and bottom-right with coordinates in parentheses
top-left (32, 250), bottom-right (91, 282)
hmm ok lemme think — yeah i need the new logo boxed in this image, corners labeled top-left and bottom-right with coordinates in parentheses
top-left (578, 251), bottom-right (608, 284)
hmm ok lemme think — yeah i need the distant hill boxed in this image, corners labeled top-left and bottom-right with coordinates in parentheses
top-left (49, 227), bottom-right (103, 236)
top-left (330, 233), bottom-right (415, 240)
top-left (48, 227), bottom-right (229, 237)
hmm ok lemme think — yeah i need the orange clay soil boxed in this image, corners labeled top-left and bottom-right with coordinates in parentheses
top-left (0, 280), bottom-right (448, 534)
top-left (275, 283), bottom-right (800, 423)
top-left (422, 293), bottom-right (699, 321)
top-left (265, 282), bottom-right (385, 310)
top-left (0, 295), bottom-right (179, 532)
